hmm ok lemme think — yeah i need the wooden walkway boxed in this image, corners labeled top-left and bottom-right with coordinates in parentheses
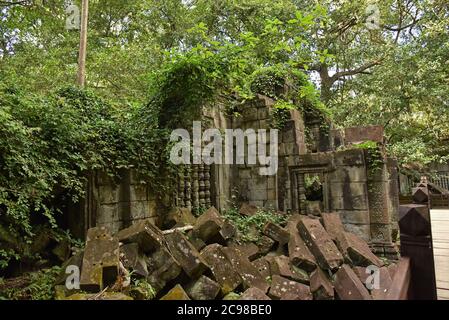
top-left (431, 209), bottom-right (449, 300)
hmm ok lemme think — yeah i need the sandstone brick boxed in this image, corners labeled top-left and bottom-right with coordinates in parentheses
top-left (371, 266), bottom-right (393, 300)
top-left (55, 251), bottom-right (84, 286)
top-left (193, 206), bottom-right (224, 242)
top-left (240, 287), bottom-right (271, 300)
top-left (321, 212), bottom-right (351, 260)
top-left (146, 245), bottom-right (182, 292)
top-left (269, 255), bottom-right (309, 284)
top-left (229, 242), bottom-right (259, 261)
top-left (80, 227), bottom-right (120, 292)
top-left (257, 236), bottom-right (275, 255)
top-left (222, 246), bottom-right (269, 293)
top-left (120, 243), bottom-right (148, 277)
top-left (263, 221), bottom-right (290, 244)
top-left (220, 220), bottom-right (237, 241)
top-left (116, 219), bottom-right (164, 253)
top-left (165, 230), bottom-right (208, 278)
top-left (286, 216), bottom-right (317, 272)
top-left (185, 276), bottom-right (220, 300)
top-left (344, 232), bottom-right (384, 267)
top-left (334, 264), bottom-right (372, 300)
top-left (352, 266), bottom-right (370, 284)
top-left (268, 275), bottom-right (312, 300)
top-left (298, 217), bottom-right (343, 271)
top-left (310, 268), bottom-right (334, 300)
top-left (252, 257), bottom-right (271, 279)
top-left (200, 244), bottom-right (242, 295)
top-left (164, 207), bottom-right (196, 228)
top-left (160, 284), bottom-right (190, 300)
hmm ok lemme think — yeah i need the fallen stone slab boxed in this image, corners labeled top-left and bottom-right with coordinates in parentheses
top-left (286, 216), bottom-right (317, 272)
top-left (321, 212), bottom-right (349, 255)
top-left (185, 275), bottom-right (221, 300)
top-left (80, 227), bottom-right (120, 292)
top-left (257, 236), bottom-right (275, 255)
top-left (229, 242), bottom-right (259, 261)
top-left (55, 250), bottom-right (84, 286)
top-left (344, 232), bottom-right (384, 267)
top-left (263, 222), bottom-right (290, 244)
top-left (220, 220), bottom-right (237, 241)
top-left (370, 266), bottom-right (393, 300)
top-left (120, 243), bottom-right (148, 278)
top-left (146, 245), bottom-right (182, 292)
top-left (188, 235), bottom-right (207, 251)
top-left (200, 244), bottom-right (242, 295)
top-left (334, 264), bottom-right (372, 300)
top-left (116, 220), bottom-right (164, 253)
top-left (222, 246), bottom-right (269, 293)
top-left (160, 284), bottom-right (191, 300)
top-left (322, 213), bottom-right (383, 267)
top-left (252, 257), bottom-right (271, 279)
top-left (165, 230), bottom-right (208, 278)
top-left (164, 207), bottom-right (197, 228)
top-left (240, 287), bottom-right (271, 300)
top-left (269, 255), bottom-right (309, 284)
top-left (192, 206), bottom-right (224, 242)
top-left (298, 217), bottom-right (343, 271)
top-left (268, 275), bottom-right (312, 300)
top-left (280, 293), bottom-right (306, 300)
top-left (352, 266), bottom-right (370, 284)
top-left (239, 203), bottom-right (258, 216)
top-left (310, 268), bottom-right (334, 300)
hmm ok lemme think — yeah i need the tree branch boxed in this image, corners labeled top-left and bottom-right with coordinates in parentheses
top-left (330, 60), bottom-right (381, 83)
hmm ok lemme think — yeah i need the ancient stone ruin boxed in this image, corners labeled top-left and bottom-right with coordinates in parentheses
top-left (59, 94), bottom-right (401, 300)
top-left (58, 207), bottom-right (400, 300)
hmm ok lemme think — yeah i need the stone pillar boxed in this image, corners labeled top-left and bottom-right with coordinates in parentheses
top-left (296, 172), bottom-right (307, 214)
top-left (199, 164), bottom-right (206, 208)
top-left (366, 149), bottom-right (397, 258)
top-left (399, 182), bottom-right (437, 299)
top-left (184, 167), bottom-right (192, 210)
top-left (204, 164), bottom-right (212, 208)
top-left (192, 165), bottom-right (199, 209)
top-left (178, 169), bottom-right (185, 208)
top-left (387, 158), bottom-right (400, 242)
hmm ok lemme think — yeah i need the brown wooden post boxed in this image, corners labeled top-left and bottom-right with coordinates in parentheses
top-left (398, 181), bottom-right (437, 299)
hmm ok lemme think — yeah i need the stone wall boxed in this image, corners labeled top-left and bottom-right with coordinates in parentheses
top-left (70, 94), bottom-right (399, 255)
top-left (69, 170), bottom-right (159, 236)
top-left (233, 96), bottom-right (279, 209)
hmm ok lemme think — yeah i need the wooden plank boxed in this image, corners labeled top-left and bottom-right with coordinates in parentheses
top-left (437, 288), bottom-right (449, 300)
top-left (431, 210), bottom-right (449, 300)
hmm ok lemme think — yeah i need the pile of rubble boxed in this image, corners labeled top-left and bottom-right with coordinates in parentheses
top-left (56, 206), bottom-right (399, 300)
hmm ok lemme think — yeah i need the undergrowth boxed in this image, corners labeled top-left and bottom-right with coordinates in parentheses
top-left (0, 266), bottom-right (61, 300)
top-left (222, 206), bottom-right (287, 243)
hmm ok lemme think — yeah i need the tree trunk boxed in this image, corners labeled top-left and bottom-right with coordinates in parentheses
top-left (77, 0), bottom-right (89, 87)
